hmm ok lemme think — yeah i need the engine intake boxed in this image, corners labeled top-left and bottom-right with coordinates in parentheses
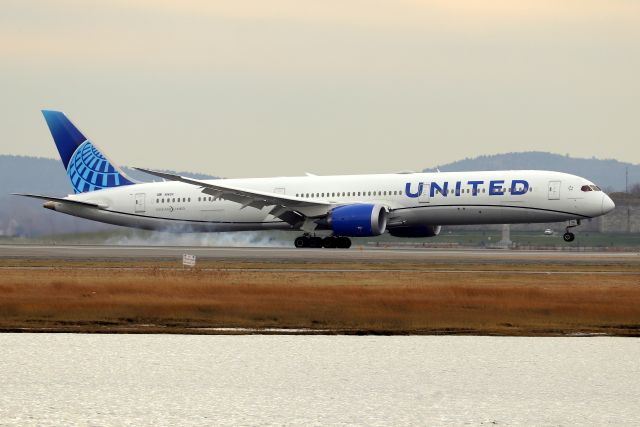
top-left (329, 204), bottom-right (388, 237)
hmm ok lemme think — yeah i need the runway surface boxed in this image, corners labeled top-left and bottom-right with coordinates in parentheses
top-left (2, 266), bottom-right (638, 275)
top-left (1, 244), bottom-right (638, 265)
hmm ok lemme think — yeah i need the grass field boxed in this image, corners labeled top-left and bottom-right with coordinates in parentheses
top-left (1, 258), bottom-right (639, 336)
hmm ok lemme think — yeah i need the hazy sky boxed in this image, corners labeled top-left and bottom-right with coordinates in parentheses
top-left (1, 1), bottom-right (639, 177)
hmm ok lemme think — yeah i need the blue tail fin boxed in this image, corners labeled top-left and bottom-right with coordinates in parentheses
top-left (42, 110), bottom-right (136, 193)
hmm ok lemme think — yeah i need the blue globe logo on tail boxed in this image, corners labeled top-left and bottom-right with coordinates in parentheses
top-left (67, 140), bottom-right (133, 193)
top-left (42, 110), bottom-right (135, 194)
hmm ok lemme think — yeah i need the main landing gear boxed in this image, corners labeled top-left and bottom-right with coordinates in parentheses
top-left (563, 220), bottom-right (581, 242)
top-left (294, 235), bottom-right (352, 249)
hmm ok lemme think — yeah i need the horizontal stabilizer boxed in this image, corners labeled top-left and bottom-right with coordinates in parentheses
top-left (12, 193), bottom-right (103, 208)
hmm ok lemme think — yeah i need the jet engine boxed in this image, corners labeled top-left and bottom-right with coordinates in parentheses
top-left (329, 204), bottom-right (388, 237)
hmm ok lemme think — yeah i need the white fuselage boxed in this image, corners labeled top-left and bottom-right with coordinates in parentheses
top-left (51, 170), bottom-right (614, 234)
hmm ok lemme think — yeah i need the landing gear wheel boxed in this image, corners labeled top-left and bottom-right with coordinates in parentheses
top-left (336, 237), bottom-right (352, 249)
top-left (294, 236), bottom-right (309, 248)
top-left (322, 237), bottom-right (336, 248)
top-left (309, 237), bottom-right (323, 248)
top-left (295, 235), bottom-right (352, 249)
top-left (562, 220), bottom-right (580, 243)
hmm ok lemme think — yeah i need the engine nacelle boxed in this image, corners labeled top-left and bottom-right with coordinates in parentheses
top-left (329, 204), bottom-right (388, 237)
top-left (388, 225), bottom-right (441, 238)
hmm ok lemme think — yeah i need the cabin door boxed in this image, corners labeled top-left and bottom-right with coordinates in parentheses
top-left (548, 181), bottom-right (561, 200)
top-left (135, 193), bottom-right (146, 213)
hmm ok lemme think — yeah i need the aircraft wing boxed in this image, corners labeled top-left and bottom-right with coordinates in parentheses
top-left (134, 168), bottom-right (331, 226)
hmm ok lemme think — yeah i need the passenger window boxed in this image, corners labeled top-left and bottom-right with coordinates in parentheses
top-left (156, 199), bottom-right (159, 203)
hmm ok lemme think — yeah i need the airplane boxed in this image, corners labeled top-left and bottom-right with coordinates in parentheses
top-left (14, 110), bottom-right (615, 249)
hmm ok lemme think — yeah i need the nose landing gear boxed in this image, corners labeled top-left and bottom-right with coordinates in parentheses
top-left (562, 220), bottom-right (581, 242)
top-left (294, 234), bottom-right (352, 249)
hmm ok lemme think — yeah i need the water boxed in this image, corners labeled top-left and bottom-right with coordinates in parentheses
top-left (0, 334), bottom-right (638, 426)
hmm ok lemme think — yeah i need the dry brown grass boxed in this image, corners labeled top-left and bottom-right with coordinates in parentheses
top-left (1, 262), bottom-right (639, 336)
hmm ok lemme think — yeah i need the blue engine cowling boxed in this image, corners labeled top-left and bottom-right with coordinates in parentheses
top-left (388, 225), bottom-right (441, 238)
top-left (329, 204), bottom-right (388, 237)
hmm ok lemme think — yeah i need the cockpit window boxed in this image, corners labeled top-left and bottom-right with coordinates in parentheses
top-left (590, 185), bottom-right (601, 191)
top-left (581, 185), bottom-right (592, 192)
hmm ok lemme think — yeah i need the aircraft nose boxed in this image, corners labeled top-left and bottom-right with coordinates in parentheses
top-left (602, 194), bottom-right (615, 214)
